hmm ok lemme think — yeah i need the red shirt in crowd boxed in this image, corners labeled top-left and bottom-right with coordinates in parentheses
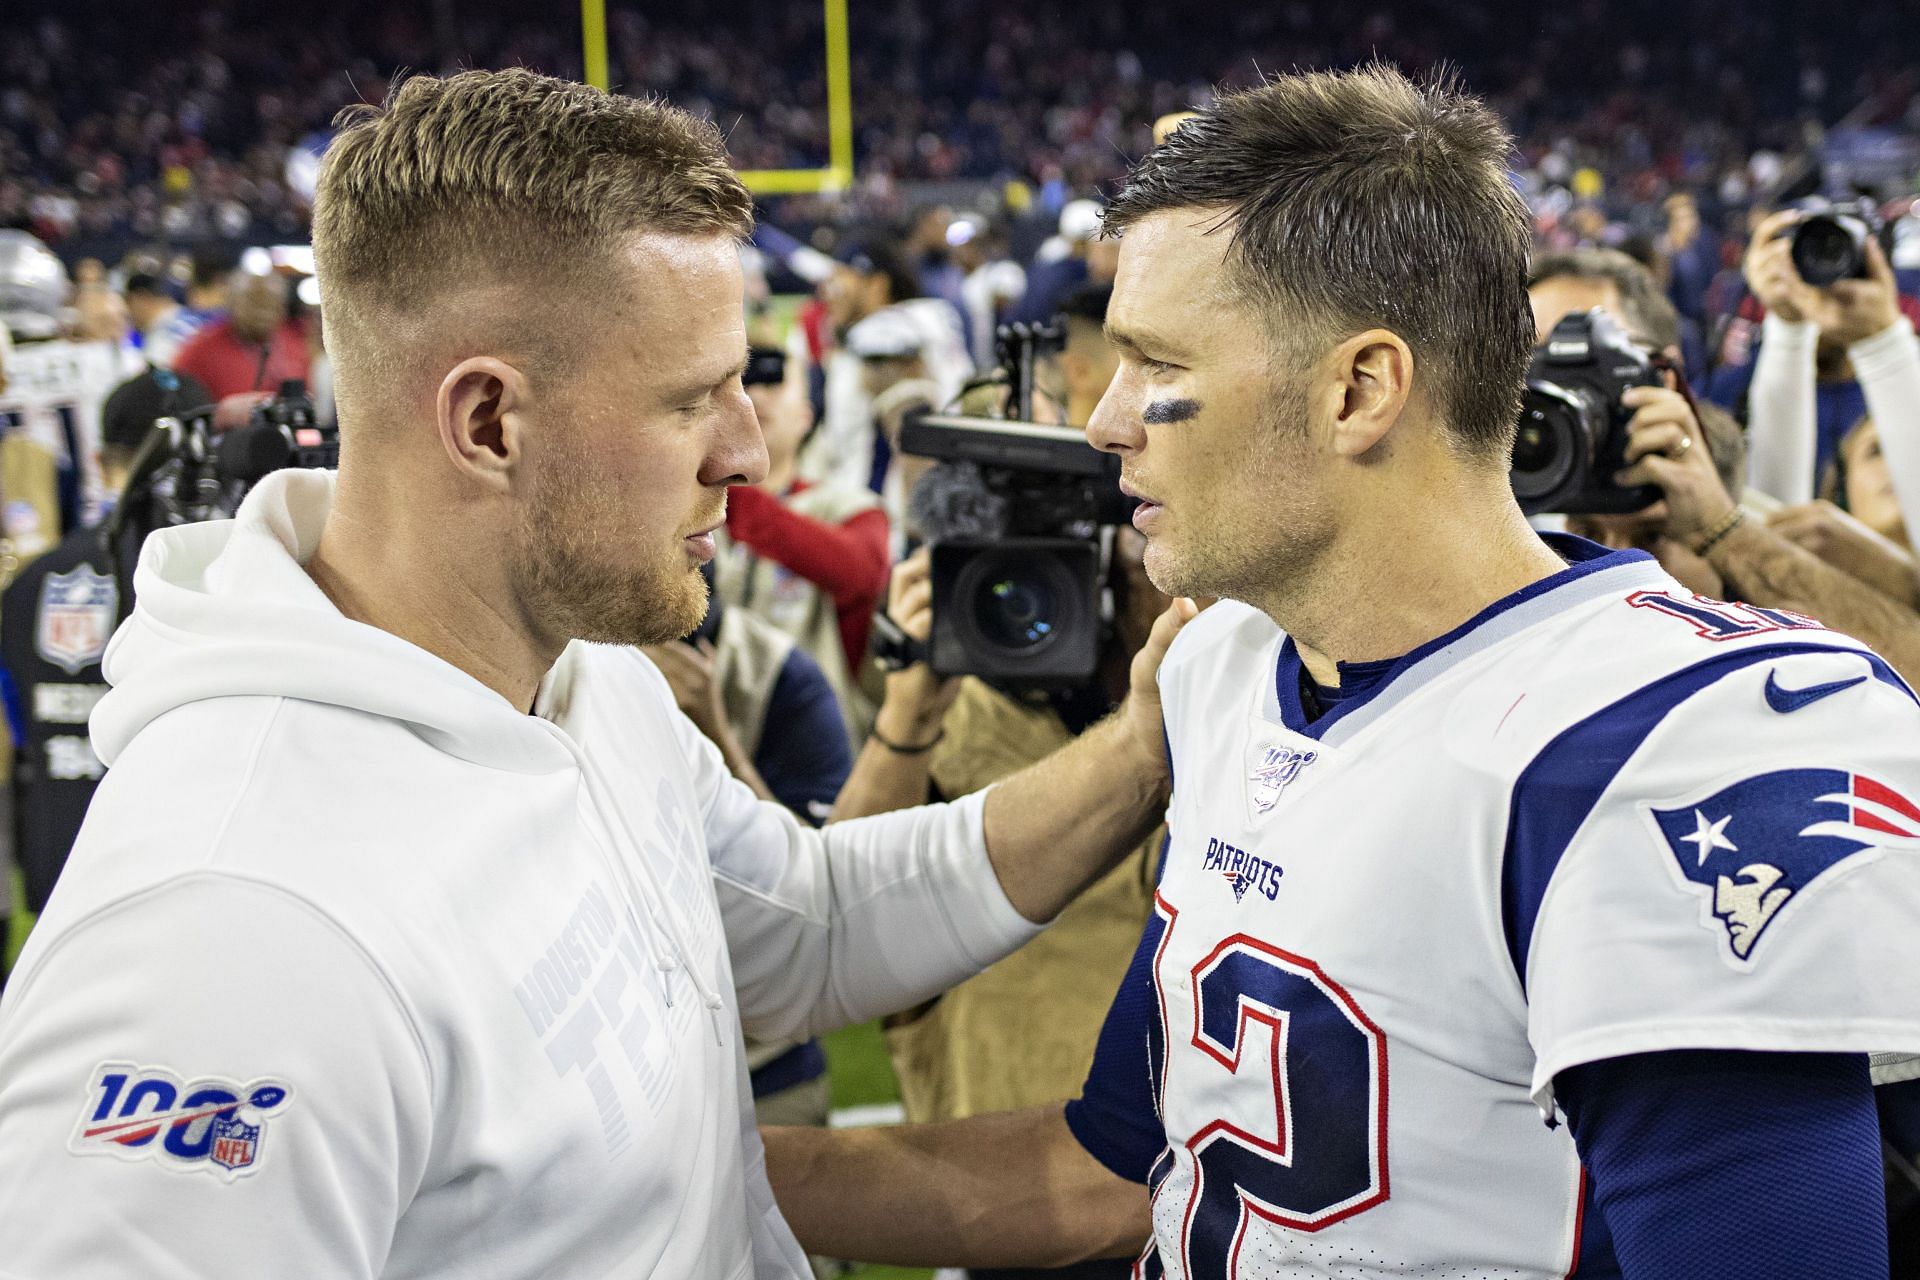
top-left (172, 317), bottom-right (311, 401)
top-left (724, 481), bottom-right (891, 671)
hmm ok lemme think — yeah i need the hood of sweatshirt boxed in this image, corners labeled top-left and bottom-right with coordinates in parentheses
top-left (91, 468), bottom-right (576, 777)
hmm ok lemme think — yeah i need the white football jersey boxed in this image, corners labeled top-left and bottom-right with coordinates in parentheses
top-left (1119, 540), bottom-right (1920, 1278)
top-left (0, 337), bottom-right (119, 535)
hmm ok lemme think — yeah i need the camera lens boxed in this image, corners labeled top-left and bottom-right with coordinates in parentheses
top-left (953, 549), bottom-right (1085, 657)
top-left (974, 573), bottom-right (1056, 650)
top-left (1791, 216), bottom-right (1866, 288)
top-left (1509, 384), bottom-right (1584, 507)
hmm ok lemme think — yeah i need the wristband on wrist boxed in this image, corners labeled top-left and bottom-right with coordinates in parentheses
top-left (1692, 507), bottom-right (1746, 557)
top-left (870, 724), bottom-right (944, 754)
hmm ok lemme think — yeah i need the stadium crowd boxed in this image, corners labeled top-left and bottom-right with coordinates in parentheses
top-left (6, 0), bottom-right (1920, 259)
top-left (2, 6), bottom-right (1920, 1276)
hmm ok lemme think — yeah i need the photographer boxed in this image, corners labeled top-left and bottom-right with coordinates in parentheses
top-left (1528, 252), bottom-right (1920, 675)
top-left (1614, 366), bottom-right (1920, 685)
top-left (716, 346), bottom-right (889, 742)
top-left (1527, 248), bottom-right (1746, 595)
top-left (829, 291), bottom-right (1168, 1280)
top-left (1735, 207), bottom-right (1920, 505)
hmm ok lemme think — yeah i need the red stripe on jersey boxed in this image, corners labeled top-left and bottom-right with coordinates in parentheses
top-left (1855, 776), bottom-right (1920, 834)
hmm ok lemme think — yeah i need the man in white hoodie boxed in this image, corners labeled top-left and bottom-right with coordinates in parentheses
top-left (0, 69), bottom-right (1180, 1279)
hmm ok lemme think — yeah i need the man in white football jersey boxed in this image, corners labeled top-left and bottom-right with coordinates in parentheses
top-left (0, 232), bottom-right (120, 553)
top-left (0, 71), bottom-right (1181, 1279)
top-left (764, 66), bottom-right (1920, 1277)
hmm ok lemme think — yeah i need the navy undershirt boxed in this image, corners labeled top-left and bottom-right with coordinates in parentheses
top-left (1299, 655), bottom-right (1396, 720)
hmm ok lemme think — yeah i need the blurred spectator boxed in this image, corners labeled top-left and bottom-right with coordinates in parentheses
top-left (0, 235), bottom-right (122, 543)
top-left (718, 347), bottom-right (890, 743)
top-left (1823, 417), bottom-right (1910, 549)
top-left (1659, 192), bottom-right (1722, 331)
top-left (173, 246), bottom-right (237, 343)
top-left (797, 239), bottom-right (969, 499)
top-left (951, 215), bottom-right (1026, 370)
top-left (171, 269), bottom-right (307, 400)
top-left (1008, 199), bottom-right (1108, 326)
top-left (1714, 210), bottom-right (1920, 488)
top-left (904, 202), bottom-right (972, 355)
top-left (1042, 283), bottom-right (1121, 428)
top-left (122, 272), bottom-right (182, 367)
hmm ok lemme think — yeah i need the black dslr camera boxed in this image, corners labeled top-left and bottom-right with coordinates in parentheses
top-left (1510, 309), bottom-right (1663, 516)
top-left (898, 324), bottom-right (1133, 685)
top-left (1789, 196), bottom-right (1891, 288)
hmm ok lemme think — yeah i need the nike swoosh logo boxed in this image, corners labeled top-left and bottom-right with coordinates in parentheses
top-left (1764, 670), bottom-right (1867, 713)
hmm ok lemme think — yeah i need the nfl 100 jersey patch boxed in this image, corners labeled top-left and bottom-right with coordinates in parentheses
top-left (1647, 767), bottom-right (1920, 965)
top-left (68, 1062), bottom-right (293, 1180)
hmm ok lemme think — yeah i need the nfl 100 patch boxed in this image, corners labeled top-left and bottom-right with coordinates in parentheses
top-left (1248, 741), bottom-right (1317, 817)
top-left (36, 565), bottom-right (118, 675)
top-left (68, 1062), bottom-right (293, 1181)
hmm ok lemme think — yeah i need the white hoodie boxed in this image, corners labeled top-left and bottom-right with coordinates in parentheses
top-left (0, 470), bottom-right (1042, 1279)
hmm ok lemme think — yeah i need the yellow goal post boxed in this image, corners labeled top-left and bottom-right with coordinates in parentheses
top-left (581, 0), bottom-right (853, 195)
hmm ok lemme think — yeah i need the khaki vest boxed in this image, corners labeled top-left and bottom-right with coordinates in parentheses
top-left (885, 678), bottom-right (1162, 1121)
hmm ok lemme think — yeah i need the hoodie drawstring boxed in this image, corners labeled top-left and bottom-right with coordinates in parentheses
top-left (563, 739), bottom-right (729, 1047)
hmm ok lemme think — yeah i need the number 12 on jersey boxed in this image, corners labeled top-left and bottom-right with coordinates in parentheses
top-left (1149, 895), bottom-right (1390, 1277)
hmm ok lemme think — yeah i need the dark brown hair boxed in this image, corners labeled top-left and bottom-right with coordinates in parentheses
top-left (1105, 64), bottom-right (1535, 457)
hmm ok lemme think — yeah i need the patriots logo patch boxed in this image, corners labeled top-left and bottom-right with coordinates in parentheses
top-left (1651, 769), bottom-right (1919, 962)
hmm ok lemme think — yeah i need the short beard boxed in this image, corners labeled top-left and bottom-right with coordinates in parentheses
top-left (1142, 378), bottom-right (1329, 605)
top-left (513, 449), bottom-right (708, 648)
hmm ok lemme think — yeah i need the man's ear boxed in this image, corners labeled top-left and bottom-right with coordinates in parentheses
top-left (1316, 328), bottom-right (1414, 458)
top-left (435, 357), bottom-right (530, 493)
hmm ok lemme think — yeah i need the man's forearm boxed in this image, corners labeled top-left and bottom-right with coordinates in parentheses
top-left (982, 708), bottom-right (1168, 923)
top-left (1711, 519), bottom-right (1920, 680)
top-left (762, 1106), bottom-right (1149, 1269)
top-left (828, 695), bottom-right (945, 823)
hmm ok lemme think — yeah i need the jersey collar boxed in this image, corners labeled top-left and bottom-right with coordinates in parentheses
top-left (1268, 535), bottom-right (1668, 744)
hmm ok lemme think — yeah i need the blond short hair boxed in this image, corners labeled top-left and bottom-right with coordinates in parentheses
top-left (313, 68), bottom-right (752, 395)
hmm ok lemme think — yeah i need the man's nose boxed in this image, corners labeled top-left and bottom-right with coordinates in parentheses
top-left (705, 389), bottom-right (769, 487)
top-left (1085, 382), bottom-right (1142, 457)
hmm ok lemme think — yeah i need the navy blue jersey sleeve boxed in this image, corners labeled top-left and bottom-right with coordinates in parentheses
top-left (1557, 1050), bottom-right (1885, 1280)
top-left (752, 648), bottom-right (852, 827)
top-left (1064, 846), bottom-right (1170, 1185)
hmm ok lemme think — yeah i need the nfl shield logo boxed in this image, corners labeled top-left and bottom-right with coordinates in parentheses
top-left (36, 565), bottom-right (118, 675)
top-left (208, 1113), bottom-right (260, 1172)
